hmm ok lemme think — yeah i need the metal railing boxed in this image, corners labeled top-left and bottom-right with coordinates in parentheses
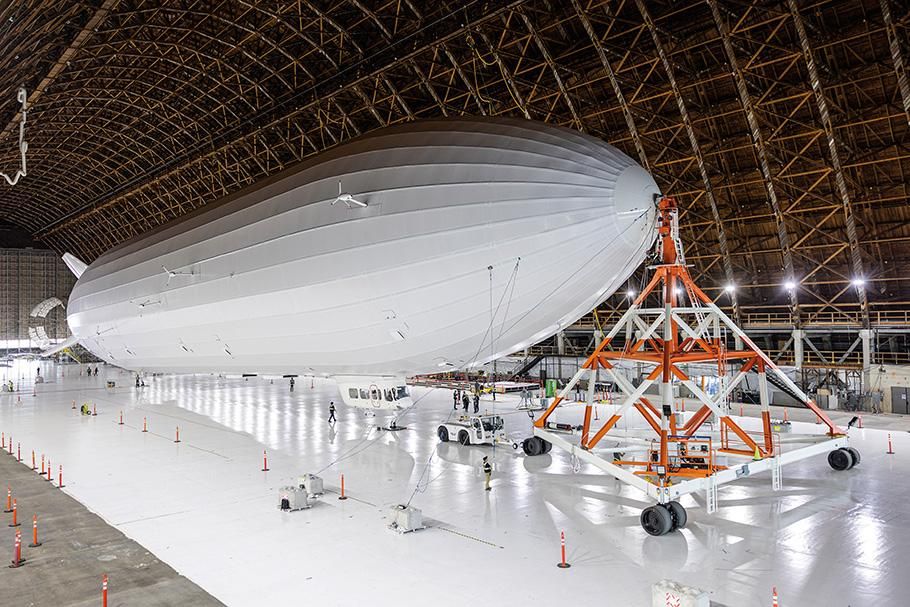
top-left (570, 308), bottom-right (910, 331)
top-left (525, 344), bottom-right (910, 368)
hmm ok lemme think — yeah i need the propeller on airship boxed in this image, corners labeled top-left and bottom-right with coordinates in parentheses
top-left (162, 265), bottom-right (194, 286)
top-left (333, 179), bottom-right (367, 208)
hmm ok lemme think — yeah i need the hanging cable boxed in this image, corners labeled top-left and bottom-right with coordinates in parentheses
top-left (489, 264), bottom-right (494, 363)
top-left (1, 87), bottom-right (28, 186)
top-left (467, 258), bottom-right (521, 368)
top-left (498, 210), bottom-right (654, 340)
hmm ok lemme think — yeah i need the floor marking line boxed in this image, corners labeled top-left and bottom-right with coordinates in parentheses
top-left (322, 488), bottom-right (377, 507)
top-left (437, 526), bottom-right (504, 549)
top-left (113, 421), bottom-right (230, 459)
top-left (117, 508), bottom-right (195, 526)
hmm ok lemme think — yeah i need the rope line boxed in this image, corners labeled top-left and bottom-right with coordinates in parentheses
top-left (0, 87), bottom-right (28, 186)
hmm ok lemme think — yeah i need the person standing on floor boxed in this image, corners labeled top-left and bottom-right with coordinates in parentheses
top-left (328, 401), bottom-right (337, 423)
top-left (482, 456), bottom-right (492, 491)
top-left (453, 389), bottom-right (459, 410)
top-left (462, 391), bottom-right (470, 411)
top-left (473, 391), bottom-right (480, 414)
top-left (290, 377), bottom-right (295, 391)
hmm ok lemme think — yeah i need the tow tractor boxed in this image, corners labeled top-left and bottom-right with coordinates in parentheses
top-left (437, 414), bottom-right (518, 449)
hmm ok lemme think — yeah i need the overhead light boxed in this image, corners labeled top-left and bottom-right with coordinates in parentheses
top-left (851, 278), bottom-right (865, 287)
top-left (673, 287), bottom-right (683, 295)
top-left (626, 290), bottom-right (636, 298)
top-left (724, 284), bottom-right (736, 293)
top-left (784, 280), bottom-right (796, 290)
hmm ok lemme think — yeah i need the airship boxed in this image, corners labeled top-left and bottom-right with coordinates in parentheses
top-left (57, 118), bottom-right (659, 411)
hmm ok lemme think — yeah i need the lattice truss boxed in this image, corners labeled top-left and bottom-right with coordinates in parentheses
top-left (531, 198), bottom-right (850, 507)
top-left (0, 0), bottom-right (908, 322)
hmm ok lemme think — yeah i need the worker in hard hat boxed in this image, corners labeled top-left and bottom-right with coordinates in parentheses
top-left (482, 456), bottom-right (492, 491)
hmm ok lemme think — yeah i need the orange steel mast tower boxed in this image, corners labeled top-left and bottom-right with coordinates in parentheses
top-left (527, 197), bottom-right (856, 536)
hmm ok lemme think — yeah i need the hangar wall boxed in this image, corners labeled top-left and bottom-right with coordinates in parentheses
top-left (0, 248), bottom-right (75, 350)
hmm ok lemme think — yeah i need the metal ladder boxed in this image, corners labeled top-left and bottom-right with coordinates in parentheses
top-left (771, 455), bottom-right (782, 491)
top-left (771, 433), bottom-right (782, 491)
top-left (706, 474), bottom-right (718, 514)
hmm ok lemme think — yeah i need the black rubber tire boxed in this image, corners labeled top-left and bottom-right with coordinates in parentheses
top-left (458, 430), bottom-right (470, 446)
top-left (841, 447), bottom-right (856, 469)
top-left (541, 439), bottom-right (552, 454)
top-left (640, 505), bottom-right (673, 536)
top-left (665, 501), bottom-right (687, 530)
top-left (522, 437), bottom-right (542, 456)
top-left (828, 448), bottom-right (852, 471)
top-left (437, 426), bottom-right (449, 442)
top-left (845, 446), bottom-right (861, 467)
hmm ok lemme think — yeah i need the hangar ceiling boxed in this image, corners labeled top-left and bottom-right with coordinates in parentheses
top-left (0, 0), bottom-right (908, 332)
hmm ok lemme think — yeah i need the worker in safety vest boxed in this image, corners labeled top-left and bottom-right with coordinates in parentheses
top-left (482, 456), bottom-right (492, 491)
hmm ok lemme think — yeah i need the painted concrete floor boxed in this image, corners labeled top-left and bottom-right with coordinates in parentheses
top-left (0, 447), bottom-right (224, 606)
top-left (0, 361), bottom-right (906, 607)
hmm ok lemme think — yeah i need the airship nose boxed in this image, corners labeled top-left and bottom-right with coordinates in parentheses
top-left (613, 164), bottom-right (660, 244)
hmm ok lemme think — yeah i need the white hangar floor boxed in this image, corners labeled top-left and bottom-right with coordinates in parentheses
top-left (0, 362), bottom-right (905, 606)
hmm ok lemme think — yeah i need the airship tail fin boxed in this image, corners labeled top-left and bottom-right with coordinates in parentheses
top-left (39, 335), bottom-right (80, 358)
top-left (62, 253), bottom-right (88, 278)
